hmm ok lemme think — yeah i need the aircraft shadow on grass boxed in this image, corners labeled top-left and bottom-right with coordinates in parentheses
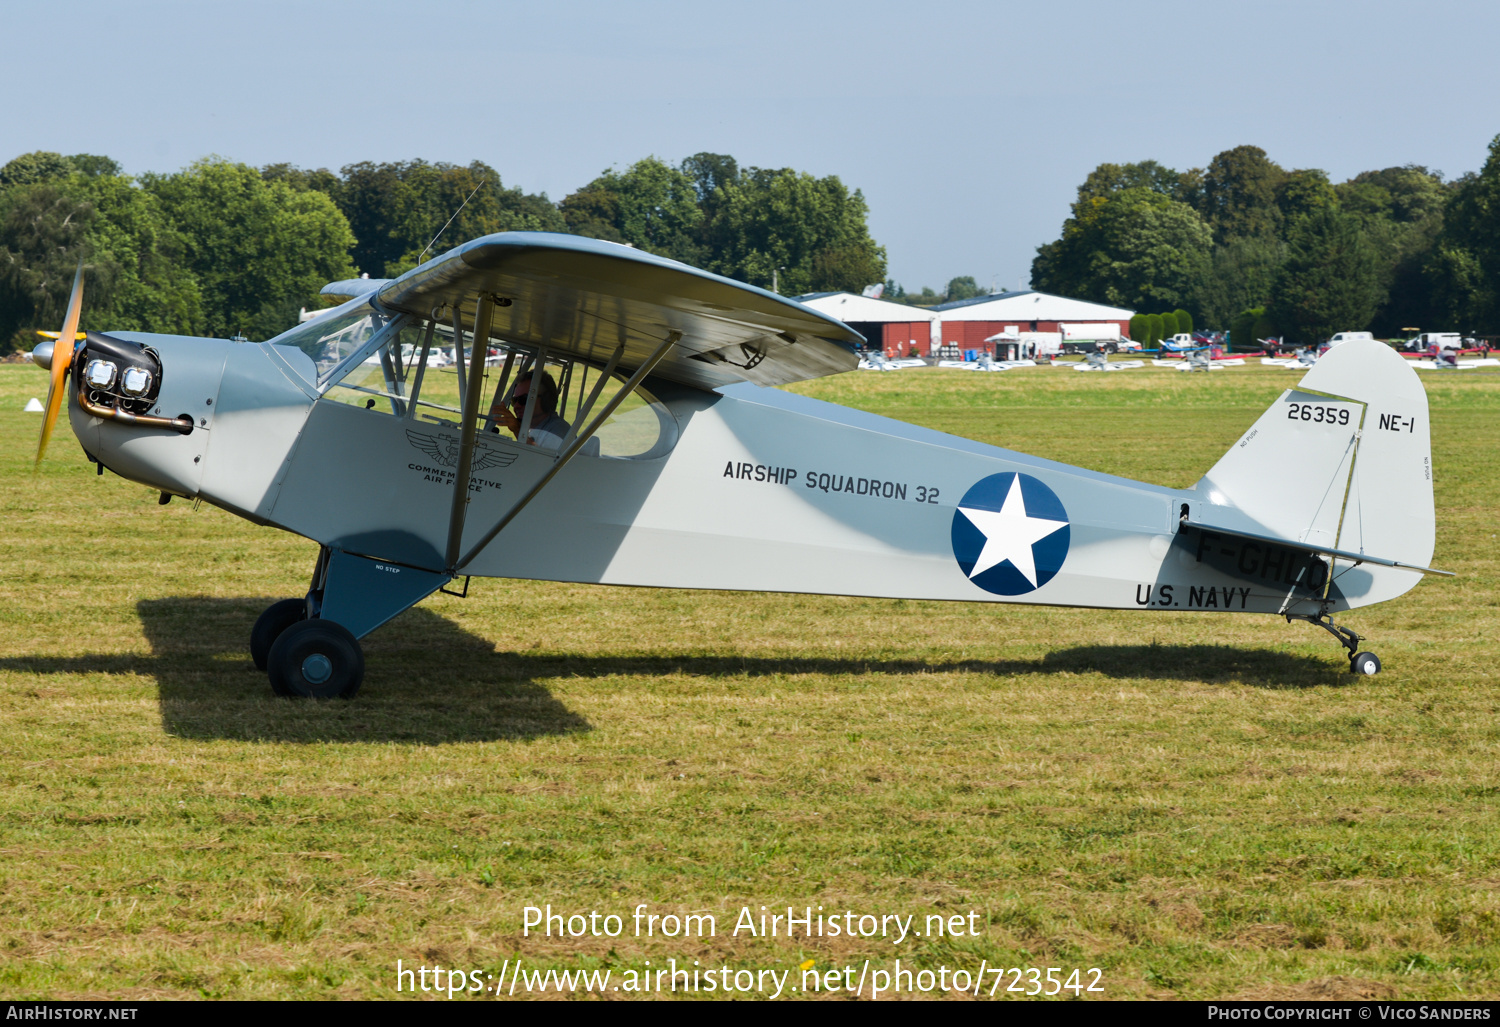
top-left (0, 599), bottom-right (593, 745)
top-left (130, 598), bottom-right (595, 744)
top-left (0, 599), bottom-right (1347, 746)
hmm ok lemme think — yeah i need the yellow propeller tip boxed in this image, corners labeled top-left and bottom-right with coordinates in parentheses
top-left (34, 331), bottom-right (84, 341)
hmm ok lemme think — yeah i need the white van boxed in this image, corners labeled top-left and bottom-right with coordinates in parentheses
top-left (1405, 332), bottom-right (1462, 351)
top-left (1327, 331), bottom-right (1374, 347)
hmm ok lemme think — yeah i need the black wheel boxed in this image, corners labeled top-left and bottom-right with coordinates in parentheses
top-left (1350, 651), bottom-right (1381, 676)
top-left (267, 619), bottom-right (364, 699)
top-left (251, 598), bottom-right (306, 672)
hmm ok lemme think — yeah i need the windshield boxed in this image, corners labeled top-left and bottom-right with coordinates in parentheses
top-left (265, 302), bottom-right (390, 381)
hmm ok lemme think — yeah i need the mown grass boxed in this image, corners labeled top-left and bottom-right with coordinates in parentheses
top-left (0, 360), bottom-right (1497, 1000)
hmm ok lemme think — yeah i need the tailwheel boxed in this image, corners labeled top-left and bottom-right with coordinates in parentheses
top-left (1286, 609), bottom-right (1378, 676)
top-left (267, 619), bottom-right (364, 699)
top-left (250, 598), bottom-right (307, 671)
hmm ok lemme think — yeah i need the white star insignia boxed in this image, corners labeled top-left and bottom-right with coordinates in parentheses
top-left (958, 475), bottom-right (1068, 587)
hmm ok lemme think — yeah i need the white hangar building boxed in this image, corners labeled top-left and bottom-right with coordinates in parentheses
top-left (795, 292), bottom-right (940, 357)
top-left (799, 290), bottom-right (1136, 359)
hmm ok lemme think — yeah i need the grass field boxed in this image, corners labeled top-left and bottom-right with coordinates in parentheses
top-left (1, 359), bottom-right (1497, 1000)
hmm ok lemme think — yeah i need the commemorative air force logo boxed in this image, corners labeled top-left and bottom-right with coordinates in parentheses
top-left (405, 429), bottom-right (517, 472)
top-left (950, 472), bottom-right (1070, 596)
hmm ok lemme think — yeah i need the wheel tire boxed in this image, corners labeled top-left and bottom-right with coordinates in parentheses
top-left (1350, 651), bottom-right (1381, 676)
top-left (267, 619), bottom-right (364, 699)
top-left (251, 598), bottom-right (307, 673)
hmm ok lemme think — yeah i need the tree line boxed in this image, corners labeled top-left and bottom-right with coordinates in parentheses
top-left (0, 151), bottom-right (886, 351)
top-left (1030, 137), bottom-right (1500, 345)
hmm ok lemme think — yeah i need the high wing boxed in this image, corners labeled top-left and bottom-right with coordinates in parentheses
top-left (370, 232), bottom-right (863, 389)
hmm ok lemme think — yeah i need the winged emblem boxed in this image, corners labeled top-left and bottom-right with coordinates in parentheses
top-left (405, 429), bottom-right (518, 471)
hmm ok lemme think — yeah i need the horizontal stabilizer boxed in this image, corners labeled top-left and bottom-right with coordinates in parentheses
top-left (1183, 516), bottom-right (1453, 577)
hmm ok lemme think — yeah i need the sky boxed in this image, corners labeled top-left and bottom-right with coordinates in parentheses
top-left (5, 0), bottom-right (1500, 292)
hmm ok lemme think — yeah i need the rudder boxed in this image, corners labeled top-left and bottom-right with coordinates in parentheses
top-left (1194, 340), bottom-right (1434, 607)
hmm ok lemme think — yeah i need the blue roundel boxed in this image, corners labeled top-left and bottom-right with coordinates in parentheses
top-left (950, 472), bottom-right (1070, 596)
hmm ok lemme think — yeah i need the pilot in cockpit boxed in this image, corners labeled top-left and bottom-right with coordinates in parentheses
top-left (490, 369), bottom-right (571, 449)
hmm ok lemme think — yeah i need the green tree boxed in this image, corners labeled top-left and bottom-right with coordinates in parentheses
top-left (1031, 187), bottom-right (1211, 311)
top-left (1077, 160), bottom-right (1199, 204)
top-left (1128, 312), bottom-right (1147, 343)
top-left (144, 159), bottom-right (356, 339)
top-left (1144, 312), bottom-right (1164, 346)
top-left (1348, 167), bottom-right (1453, 335)
top-left (560, 158), bottom-right (704, 264)
top-left (1276, 169), bottom-right (1337, 226)
top-left (337, 160), bottom-right (564, 278)
top-left (0, 160), bottom-right (205, 350)
top-left (0, 151), bottom-right (77, 187)
top-left (678, 152), bottom-right (739, 262)
top-left (710, 167), bottom-right (886, 294)
top-left (262, 163), bottom-right (343, 200)
top-left (944, 276), bottom-right (983, 302)
top-left (1267, 208), bottom-right (1385, 344)
top-left (1344, 165), bottom-right (1449, 225)
top-left (0, 184), bottom-right (94, 351)
top-left (558, 178), bottom-right (625, 244)
top-left (1253, 308), bottom-right (1278, 342)
top-left (1230, 308), bottom-right (1254, 350)
top-left (680, 152), bottom-right (740, 204)
top-left (1173, 308), bottom-right (1193, 334)
top-left (1413, 141), bottom-right (1500, 333)
top-left (1419, 242), bottom-right (1485, 332)
top-left (1230, 307), bottom-right (1275, 349)
top-left (72, 173), bottom-right (203, 337)
top-left (1200, 145), bottom-right (1287, 243)
top-left (1196, 236), bottom-right (1284, 328)
top-left (1, 151), bottom-right (126, 186)
top-left (67, 154), bottom-right (124, 179)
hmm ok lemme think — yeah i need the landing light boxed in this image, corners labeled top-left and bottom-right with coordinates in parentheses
top-left (84, 359), bottom-right (118, 390)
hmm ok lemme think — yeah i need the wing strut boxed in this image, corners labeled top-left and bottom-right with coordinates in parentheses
top-left (443, 295), bottom-right (498, 572)
top-left (403, 317), bottom-right (437, 419)
top-left (454, 330), bottom-right (680, 572)
top-left (557, 339), bottom-right (626, 453)
top-left (451, 305), bottom-right (467, 399)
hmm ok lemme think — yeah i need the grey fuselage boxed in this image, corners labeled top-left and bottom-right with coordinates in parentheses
top-left (69, 332), bottom-right (1422, 621)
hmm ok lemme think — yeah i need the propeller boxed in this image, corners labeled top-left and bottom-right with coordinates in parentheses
top-left (35, 265), bottom-right (84, 471)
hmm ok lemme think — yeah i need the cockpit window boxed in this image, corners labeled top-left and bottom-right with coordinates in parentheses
top-left (321, 322), bottom-right (426, 413)
top-left (319, 317), bottom-right (678, 460)
top-left (266, 303), bottom-right (390, 381)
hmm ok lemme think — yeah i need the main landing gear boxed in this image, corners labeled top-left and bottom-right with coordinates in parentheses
top-left (251, 598), bottom-right (366, 698)
top-left (1286, 610), bottom-right (1381, 676)
top-left (249, 548), bottom-right (452, 699)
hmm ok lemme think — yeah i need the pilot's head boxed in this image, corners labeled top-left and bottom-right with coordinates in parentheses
top-left (511, 370), bottom-right (558, 415)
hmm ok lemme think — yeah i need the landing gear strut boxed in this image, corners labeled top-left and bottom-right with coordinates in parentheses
top-left (1286, 610), bottom-right (1381, 675)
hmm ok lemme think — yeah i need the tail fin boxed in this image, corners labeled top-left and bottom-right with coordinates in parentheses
top-left (1194, 341), bottom-right (1435, 607)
